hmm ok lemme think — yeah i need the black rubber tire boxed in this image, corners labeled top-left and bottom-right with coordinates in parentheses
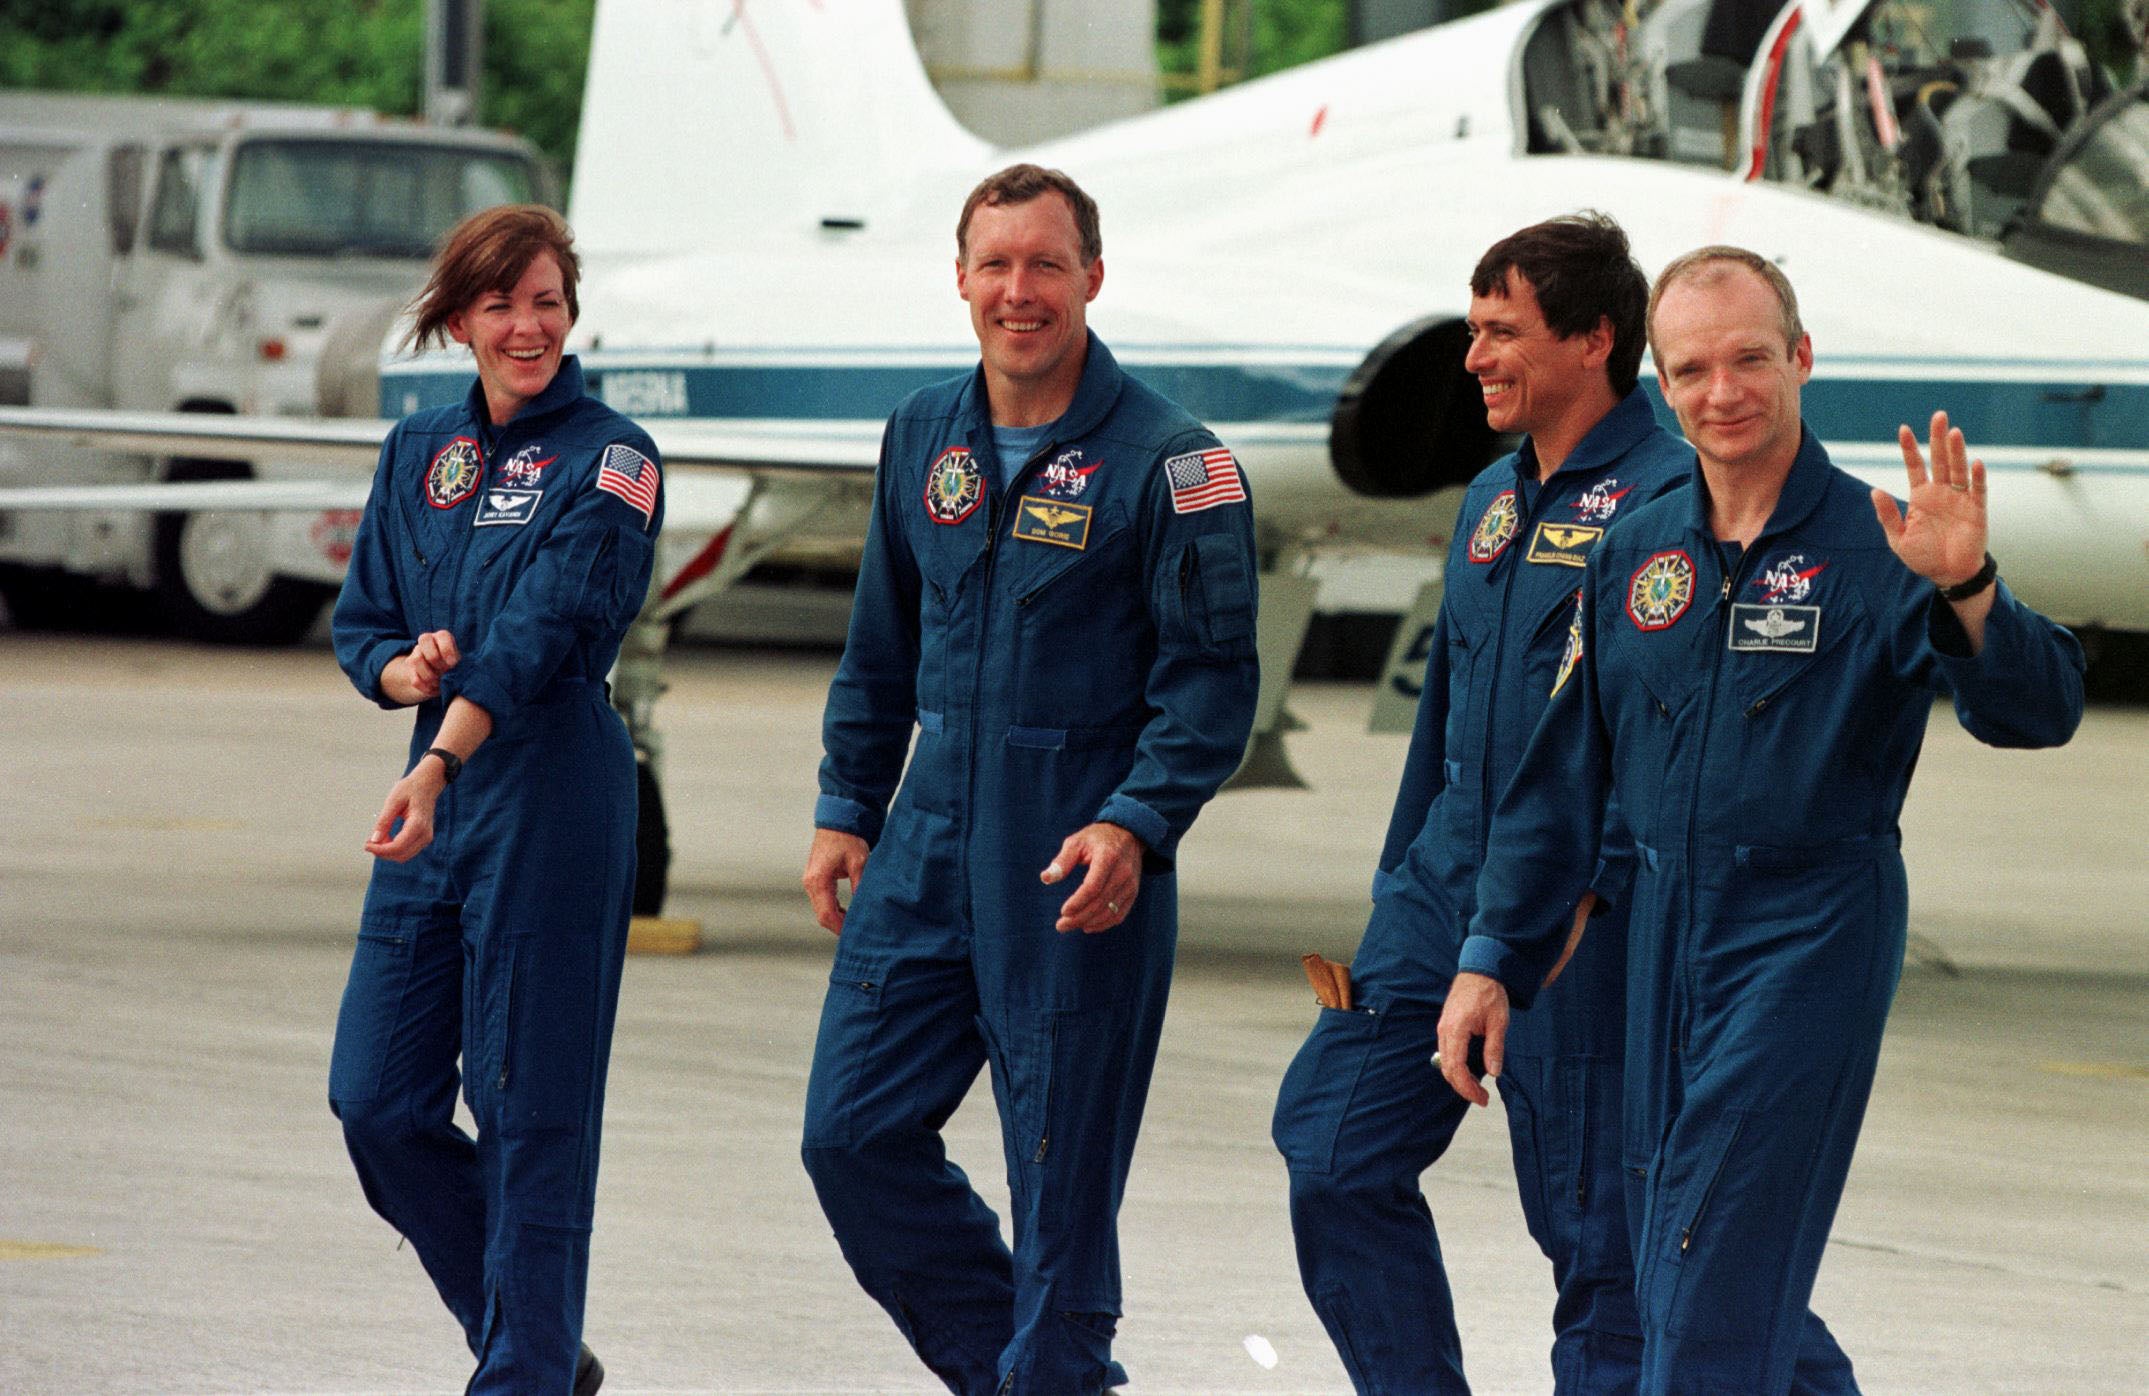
top-left (0, 564), bottom-right (155, 633)
top-left (633, 760), bottom-right (672, 917)
top-left (151, 459), bottom-right (334, 646)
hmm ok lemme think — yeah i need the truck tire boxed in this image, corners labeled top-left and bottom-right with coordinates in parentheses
top-left (0, 564), bottom-right (155, 633)
top-left (634, 760), bottom-right (672, 917)
top-left (153, 460), bottom-right (333, 646)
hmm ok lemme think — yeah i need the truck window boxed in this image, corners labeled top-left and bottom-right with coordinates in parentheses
top-left (223, 139), bottom-right (540, 258)
top-left (108, 144), bottom-right (145, 255)
top-left (146, 145), bottom-right (213, 256)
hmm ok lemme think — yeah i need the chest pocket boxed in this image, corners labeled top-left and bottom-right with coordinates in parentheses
top-left (1610, 593), bottom-right (1712, 722)
top-left (1728, 583), bottom-right (1867, 717)
top-left (1010, 509), bottom-right (1140, 727)
top-left (1010, 507), bottom-right (1133, 616)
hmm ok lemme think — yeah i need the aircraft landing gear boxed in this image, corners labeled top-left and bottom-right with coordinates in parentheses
top-left (634, 759), bottom-right (671, 917)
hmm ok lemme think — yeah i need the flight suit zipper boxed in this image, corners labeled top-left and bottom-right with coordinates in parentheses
top-left (1677, 551), bottom-right (1743, 1053)
top-left (960, 439), bottom-right (1057, 930)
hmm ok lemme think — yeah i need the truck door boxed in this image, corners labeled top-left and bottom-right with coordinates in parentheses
top-left (109, 142), bottom-right (218, 414)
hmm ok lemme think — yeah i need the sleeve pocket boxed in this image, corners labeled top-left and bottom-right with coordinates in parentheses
top-left (559, 526), bottom-right (654, 627)
top-left (1186, 531), bottom-right (1256, 649)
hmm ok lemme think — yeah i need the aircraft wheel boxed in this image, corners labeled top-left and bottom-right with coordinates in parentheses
top-left (633, 759), bottom-right (672, 916)
top-left (152, 460), bottom-right (332, 646)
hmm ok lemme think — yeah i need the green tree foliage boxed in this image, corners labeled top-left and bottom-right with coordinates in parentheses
top-left (0, 0), bottom-right (594, 177)
top-left (481, 0), bottom-right (594, 178)
top-left (1156, 0), bottom-right (1348, 96)
top-left (2077, 0), bottom-right (2142, 83)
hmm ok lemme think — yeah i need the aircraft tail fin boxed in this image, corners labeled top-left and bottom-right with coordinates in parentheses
top-left (568, 0), bottom-right (990, 258)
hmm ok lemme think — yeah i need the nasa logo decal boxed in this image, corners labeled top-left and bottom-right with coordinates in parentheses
top-left (1468, 490), bottom-right (1520, 563)
top-left (1571, 477), bottom-right (1633, 523)
top-left (498, 443), bottom-right (556, 488)
top-left (1753, 550), bottom-right (1827, 604)
top-left (1626, 550), bottom-right (1695, 631)
top-left (924, 447), bottom-right (984, 525)
top-left (425, 437), bottom-right (484, 509)
top-left (1038, 448), bottom-right (1100, 500)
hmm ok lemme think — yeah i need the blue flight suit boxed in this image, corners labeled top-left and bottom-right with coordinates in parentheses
top-left (328, 358), bottom-right (662, 1393)
top-left (1462, 428), bottom-right (2082, 1394)
top-left (801, 333), bottom-right (1259, 1395)
top-left (1273, 389), bottom-right (1686, 1394)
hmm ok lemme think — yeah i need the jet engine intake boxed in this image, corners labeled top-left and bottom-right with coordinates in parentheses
top-left (1330, 315), bottom-right (1504, 498)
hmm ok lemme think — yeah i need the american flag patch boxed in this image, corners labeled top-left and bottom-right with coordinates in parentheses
top-left (595, 442), bottom-right (660, 526)
top-left (1163, 446), bottom-right (1246, 514)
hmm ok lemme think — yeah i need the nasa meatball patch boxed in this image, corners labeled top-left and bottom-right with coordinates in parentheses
top-left (426, 437), bottom-right (484, 509)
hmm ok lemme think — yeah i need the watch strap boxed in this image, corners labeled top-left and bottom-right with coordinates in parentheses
top-left (423, 747), bottom-right (464, 784)
top-left (1937, 552), bottom-right (1997, 602)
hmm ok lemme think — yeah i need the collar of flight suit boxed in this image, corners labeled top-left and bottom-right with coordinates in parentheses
top-left (953, 330), bottom-right (1128, 486)
top-left (1512, 385), bottom-right (1673, 488)
top-left (456, 354), bottom-right (590, 443)
top-left (1683, 423), bottom-right (1834, 546)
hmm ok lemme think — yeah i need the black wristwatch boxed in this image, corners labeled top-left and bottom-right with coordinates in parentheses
top-left (422, 747), bottom-right (464, 784)
top-left (1938, 552), bottom-right (1998, 602)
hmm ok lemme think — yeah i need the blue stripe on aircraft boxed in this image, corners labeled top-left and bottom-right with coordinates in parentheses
top-left (381, 360), bottom-right (2149, 453)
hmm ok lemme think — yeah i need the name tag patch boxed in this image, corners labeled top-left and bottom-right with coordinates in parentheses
top-left (1526, 521), bottom-right (1603, 567)
top-left (1729, 603), bottom-right (1821, 653)
top-left (474, 488), bottom-right (542, 527)
top-left (1011, 496), bottom-right (1091, 549)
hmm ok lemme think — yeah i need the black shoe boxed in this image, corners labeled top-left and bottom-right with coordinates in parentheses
top-left (573, 1343), bottom-right (604, 1396)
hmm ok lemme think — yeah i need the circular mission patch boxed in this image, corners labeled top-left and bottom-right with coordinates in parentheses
top-left (923, 447), bottom-right (984, 525)
top-left (426, 437), bottom-right (484, 509)
top-left (1627, 549), bottom-right (1695, 630)
top-left (1468, 489), bottom-right (1519, 563)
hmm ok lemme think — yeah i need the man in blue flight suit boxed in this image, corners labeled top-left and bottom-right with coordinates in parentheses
top-left (1273, 213), bottom-right (1688, 1394)
top-left (798, 164), bottom-right (1260, 1395)
top-left (1439, 247), bottom-right (2084, 1394)
top-left (329, 208), bottom-right (662, 1395)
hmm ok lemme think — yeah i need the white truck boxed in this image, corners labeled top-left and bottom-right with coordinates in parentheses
top-left (0, 93), bottom-right (552, 642)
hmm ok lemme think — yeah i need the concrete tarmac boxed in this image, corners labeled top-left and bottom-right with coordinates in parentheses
top-left (1, 634), bottom-right (2143, 1394)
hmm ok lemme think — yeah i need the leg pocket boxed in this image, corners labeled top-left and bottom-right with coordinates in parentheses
top-left (1660, 1106), bottom-right (1806, 1344)
top-left (801, 949), bottom-right (893, 1150)
top-left (1271, 1007), bottom-right (1384, 1177)
top-left (328, 925), bottom-right (418, 1105)
top-left (490, 932), bottom-right (603, 1136)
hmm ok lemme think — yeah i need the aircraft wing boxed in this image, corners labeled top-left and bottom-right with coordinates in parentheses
top-left (0, 406), bottom-right (882, 515)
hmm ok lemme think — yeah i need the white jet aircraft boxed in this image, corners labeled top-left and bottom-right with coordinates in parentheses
top-left (2, 0), bottom-right (2144, 912)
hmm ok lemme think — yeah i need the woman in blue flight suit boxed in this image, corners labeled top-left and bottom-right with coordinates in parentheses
top-left (327, 205), bottom-right (662, 1395)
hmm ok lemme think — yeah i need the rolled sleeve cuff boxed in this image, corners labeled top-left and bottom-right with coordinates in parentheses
top-left (815, 792), bottom-right (884, 846)
top-left (1458, 934), bottom-right (1541, 1010)
top-left (441, 667), bottom-right (512, 726)
top-left (1927, 584), bottom-right (2022, 669)
top-left (1095, 794), bottom-right (1173, 861)
top-left (1371, 866), bottom-right (1399, 902)
top-left (1588, 851), bottom-right (1634, 911)
top-left (361, 640), bottom-right (412, 709)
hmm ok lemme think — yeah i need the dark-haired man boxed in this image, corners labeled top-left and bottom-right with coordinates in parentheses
top-left (1439, 247), bottom-right (2083, 1392)
top-left (1273, 213), bottom-right (1688, 1393)
top-left (799, 163), bottom-right (1259, 1395)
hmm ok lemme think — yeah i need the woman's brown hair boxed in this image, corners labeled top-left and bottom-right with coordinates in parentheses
top-left (404, 204), bottom-right (581, 351)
